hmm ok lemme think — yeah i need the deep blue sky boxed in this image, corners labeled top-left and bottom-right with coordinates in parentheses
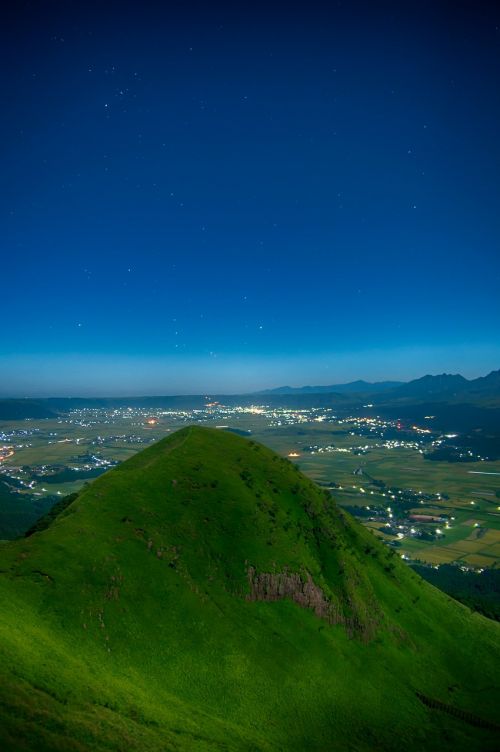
top-left (2, 1), bottom-right (499, 395)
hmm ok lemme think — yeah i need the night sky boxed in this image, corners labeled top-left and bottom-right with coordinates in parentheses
top-left (2, 1), bottom-right (500, 396)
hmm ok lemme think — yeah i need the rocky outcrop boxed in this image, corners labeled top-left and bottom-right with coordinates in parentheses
top-left (246, 566), bottom-right (374, 639)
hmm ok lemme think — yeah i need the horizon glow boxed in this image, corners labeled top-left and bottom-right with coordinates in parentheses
top-left (1, 343), bottom-right (499, 397)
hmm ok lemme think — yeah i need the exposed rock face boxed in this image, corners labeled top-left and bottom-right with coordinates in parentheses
top-left (246, 566), bottom-right (372, 638)
top-left (247, 566), bottom-right (330, 616)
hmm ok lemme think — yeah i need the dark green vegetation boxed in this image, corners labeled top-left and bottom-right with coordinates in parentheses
top-left (23, 492), bottom-right (79, 538)
top-left (0, 479), bottom-right (56, 540)
top-left (33, 466), bottom-right (109, 484)
top-left (0, 426), bottom-right (499, 751)
top-left (411, 564), bottom-right (500, 622)
top-left (373, 403), bottom-right (500, 460)
top-left (0, 400), bottom-right (57, 420)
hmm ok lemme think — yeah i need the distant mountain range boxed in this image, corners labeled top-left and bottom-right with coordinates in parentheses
top-left (262, 370), bottom-right (500, 401)
top-left (0, 370), bottom-right (499, 420)
top-left (385, 370), bottom-right (500, 401)
top-left (259, 380), bottom-right (403, 395)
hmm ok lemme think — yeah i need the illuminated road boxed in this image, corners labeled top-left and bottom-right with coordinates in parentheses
top-left (0, 446), bottom-right (15, 462)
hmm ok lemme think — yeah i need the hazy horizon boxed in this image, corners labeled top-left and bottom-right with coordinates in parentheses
top-left (1, 344), bottom-right (499, 398)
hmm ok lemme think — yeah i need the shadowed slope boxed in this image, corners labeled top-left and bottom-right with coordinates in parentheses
top-left (0, 426), bottom-right (499, 751)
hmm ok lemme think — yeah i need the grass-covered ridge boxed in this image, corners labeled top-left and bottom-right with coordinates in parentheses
top-left (0, 425), bottom-right (499, 750)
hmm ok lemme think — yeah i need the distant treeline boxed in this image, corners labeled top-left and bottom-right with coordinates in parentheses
top-left (0, 479), bottom-right (56, 540)
top-left (411, 564), bottom-right (500, 622)
top-left (33, 467), bottom-right (108, 484)
top-left (0, 399), bottom-right (57, 420)
top-left (375, 402), bottom-right (500, 434)
top-left (424, 431), bottom-right (500, 462)
top-left (24, 492), bottom-right (79, 537)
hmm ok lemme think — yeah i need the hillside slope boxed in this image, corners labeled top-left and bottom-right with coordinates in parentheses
top-left (0, 426), bottom-right (499, 751)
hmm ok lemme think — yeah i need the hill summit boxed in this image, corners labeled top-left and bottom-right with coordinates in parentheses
top-left (0, 426), bottom-right (499, 751)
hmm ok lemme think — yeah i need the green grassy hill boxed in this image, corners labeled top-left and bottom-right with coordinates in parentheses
top-left (0, 426), bottom-right (498, 751)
